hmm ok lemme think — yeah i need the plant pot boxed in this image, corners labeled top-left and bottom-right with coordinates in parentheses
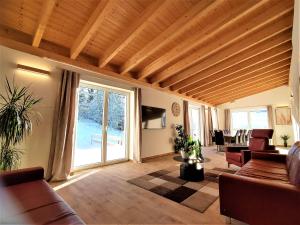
top-left (180, 150), bottom-right (189, 160)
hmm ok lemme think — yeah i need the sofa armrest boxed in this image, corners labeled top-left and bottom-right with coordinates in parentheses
top-left (219, 173), bottom-right (300, 225)
top-left (251, 152), bottom-right (286, 163)
top-left (225, 146), bottom-right (249, 153)
top-left (0, 167), bottom-right (44, 187)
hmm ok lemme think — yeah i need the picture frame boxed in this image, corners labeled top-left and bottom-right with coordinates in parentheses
top-left (275, 106), bottom-right (292, 125)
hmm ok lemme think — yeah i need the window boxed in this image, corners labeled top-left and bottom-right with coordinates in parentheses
top-left (231, 107), bottom-right (269, 132)
top-left (189, 107), bottom-right (201, 141)
top-left (73, 82), bottom-right (130, 169)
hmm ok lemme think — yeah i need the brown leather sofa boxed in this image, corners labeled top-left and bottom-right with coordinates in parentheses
top-left (219, 142), bottom-right (300, 225)
top-left (0, 167), bottom-right (85, 225)
top-left (225, 129), bottom-right (278, 167)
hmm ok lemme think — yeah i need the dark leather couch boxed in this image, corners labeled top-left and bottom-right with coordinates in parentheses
top-left (225, 129), bottom-right (278, 167)
top-left (219, 142), bottom-right (300, 225)
top-left (0, 167), bottom-right (85, 225)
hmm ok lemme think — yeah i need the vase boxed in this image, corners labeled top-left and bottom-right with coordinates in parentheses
top-left (284, 141), bottom-right (288, 147)
top-left (180, 150), bottom-right (189, 160)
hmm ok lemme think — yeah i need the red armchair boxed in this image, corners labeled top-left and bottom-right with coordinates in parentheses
top-left (225, 129), bottom-right (278, 167)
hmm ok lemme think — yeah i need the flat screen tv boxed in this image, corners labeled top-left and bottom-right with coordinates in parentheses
top-left (142, 105), bottom-right (166, 129)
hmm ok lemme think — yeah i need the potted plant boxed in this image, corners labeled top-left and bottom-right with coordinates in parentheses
top-left (280, 135), bottom-right (290, 147)
top-left (0, 78), bottom-right (41, 171)
top-left (174, 125), bottom-right (203, 161)
top-left (174, 125), bottom-right (189, 159)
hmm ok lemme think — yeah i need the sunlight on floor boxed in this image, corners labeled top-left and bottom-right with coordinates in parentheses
top-left (53, 169), bottom-right (99, 191)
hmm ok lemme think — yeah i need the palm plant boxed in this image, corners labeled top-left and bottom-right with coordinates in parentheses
top-left (280, 135), bottom-right (290, 147)
top-left (0, 78), bottom-right (41, 170)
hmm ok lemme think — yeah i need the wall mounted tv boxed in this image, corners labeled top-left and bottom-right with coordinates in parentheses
top-left (142, 105), bottom-right (166, 129)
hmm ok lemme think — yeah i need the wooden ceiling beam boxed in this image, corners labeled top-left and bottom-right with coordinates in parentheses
top-left (119, 0), bottom-right (216, 75)
top-left (211, 82), bottom-right (288, 105)
top-left (202, 72), bottom-right (288, 101)
top-left (138, 0), bottom-right (261, 80)
top-left (210, 80), bottom-right (288, 105)
top-left (208, 78), bottom-right (288, 105)
top-left (98, 0), bottom-right (168, 68)
top-left (70, 0), bottom-right (116, 59)
top-left (32, 0), bottom-right (56, 47)
top-left (192, 60), bottom-right (291, 98)
top-left (206, 77), bottom-right (288, 102)
top-left (178, 45), bottom-right (291, 95)
top-left (169, 30), bottom-right (291, 91)
top-left (184, 51), bottom-right (291, 96)
top-left (0, 26), bottom-right (212, 107)
top-left (152, 2), bottom-right (293, 84)
top-left (197, 66), bottom-right (290, 98)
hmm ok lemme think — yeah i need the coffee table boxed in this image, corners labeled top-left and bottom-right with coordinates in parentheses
top-left (180, 162), bottom-right (204, 181)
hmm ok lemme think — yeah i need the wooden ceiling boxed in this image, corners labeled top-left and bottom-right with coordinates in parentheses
top-left (0, 0), bottom-right (294, 105)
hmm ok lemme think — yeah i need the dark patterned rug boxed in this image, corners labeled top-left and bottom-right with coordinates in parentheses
top-left (127, 166), bottom-right (235, 213)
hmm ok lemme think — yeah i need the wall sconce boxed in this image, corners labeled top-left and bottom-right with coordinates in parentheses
top-left (17, 64), bottom-right (50, 76)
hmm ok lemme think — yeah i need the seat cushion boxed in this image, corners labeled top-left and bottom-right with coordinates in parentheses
top-left (226, 152), bottom-right (242, 162)
top-left (2, 180), bottom-right (84, 224)
top-left (249, 138), bottom-right (268, 151)
top-left (236, 159), bottom-right (289, 183)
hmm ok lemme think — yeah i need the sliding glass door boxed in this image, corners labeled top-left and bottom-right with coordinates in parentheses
top-left (106, 91), bottom-right (128, 161)
top-left (73, 82), bottom-right (129, 169)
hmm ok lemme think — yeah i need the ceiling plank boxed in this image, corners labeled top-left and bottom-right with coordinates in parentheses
top-left (202, 72), bottom-right (288, 101)
top-left (119, 0), bottom-right (216, 75)
top-left (211, 83), bottom-right (288, 105)
top-left (151, 3), bottom-right (293, 84)
top-left (140, 0), bottom-right (262, 80)
top-left (192, 60), bottom-right (291, 98)
top-left (98, 0), bottom-right (168, 68)
top-left (178, 44), bottom-right (291, 95)
top-left (70, 0), bottom-right (116, 59)
top-left (209, 78), bottom-right (288, 105)
top-left (210, 80), bottom-right (288, 105)
top-left (198, 66), bottom-right (290, 98)
top-left (161, 25), bottom-right (292, 89)
top-left (0, 27), bottom-right (212, 107)
top-left (189, 57), bottom-right (291, 98)
top-left (184, 51), bottom-right (291, 96)
top-left (32, 0), bottom-right (56, 47)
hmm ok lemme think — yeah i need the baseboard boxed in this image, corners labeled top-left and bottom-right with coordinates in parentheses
top-left (141, 152), bottom-right (175, 162)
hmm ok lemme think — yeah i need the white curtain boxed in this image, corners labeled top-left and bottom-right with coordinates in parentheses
top-left (267, 105), bottom-right (274, 129)
top-left (224, 109), bottom-right (231, 130)
top-left (201, 105), bottom-right (210, 146)
top-left (133, 88), bottom-right (142, 163)
top-left (183, 100), bottom-right (190, 135)
top-left (47, 70), bottom-right (80, 181)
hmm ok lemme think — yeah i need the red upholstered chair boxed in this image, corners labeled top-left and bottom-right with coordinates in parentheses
top-left (225, 129), bottom-right (278, 167)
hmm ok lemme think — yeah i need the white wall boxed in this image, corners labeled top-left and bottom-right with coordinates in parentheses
top-left (218, 86), bottom-right (294, 146)
top-left (0, 46), bottom-right (60, 170)
top-left (0, 45), bottom-right (209, 170)
top-left (141, 88), bottom-right (183, 158)
top-left (289, 0), bottom-right (300, 141)
top-left (0, 46), bottom-right (137, 171)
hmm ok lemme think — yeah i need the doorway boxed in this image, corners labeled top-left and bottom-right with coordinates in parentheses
top-left (73, 81), bottom-right (129, 169)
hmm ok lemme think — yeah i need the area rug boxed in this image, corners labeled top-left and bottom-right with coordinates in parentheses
top-left (127, 166), bottom-right (235, 213)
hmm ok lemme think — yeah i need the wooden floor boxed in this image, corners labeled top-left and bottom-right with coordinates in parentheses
top-left (52, 147), bottom-right (244, 224)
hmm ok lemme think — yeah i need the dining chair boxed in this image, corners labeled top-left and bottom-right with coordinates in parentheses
top-left (210, 130), bottom-right (216, 143)
top-left (232, 130), bottom-right (240, 144)
top-left (215, 130), bottom-right (225, 152)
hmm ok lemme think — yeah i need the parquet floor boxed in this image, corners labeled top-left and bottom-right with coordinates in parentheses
top-left (52, 147), bottom-right (245, 224)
